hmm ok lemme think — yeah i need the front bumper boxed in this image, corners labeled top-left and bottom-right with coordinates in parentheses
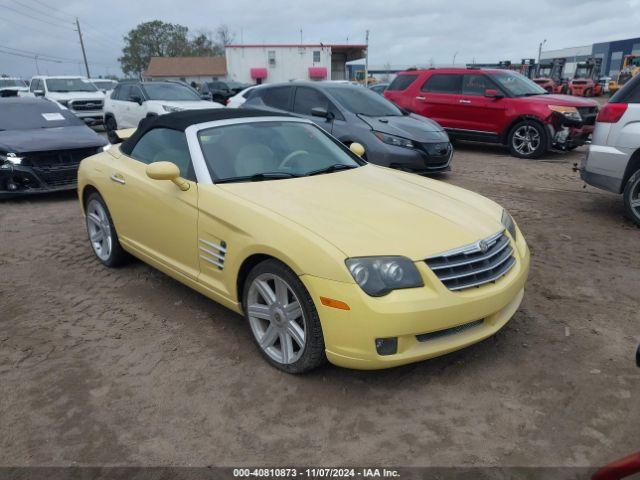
top-left (373, 142), bottom-right (453, 174)
top-left (72, 110), bottom-right (104, 125)
top-left (301, 233), bottom-right (530, 369)
top-left (0, 164), bottom-right (78, 198)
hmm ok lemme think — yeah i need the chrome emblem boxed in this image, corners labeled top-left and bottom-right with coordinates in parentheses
top-left (478, 240), bottom-right (489, 253)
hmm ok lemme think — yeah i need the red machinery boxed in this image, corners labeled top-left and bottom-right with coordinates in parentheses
top-left (533, 58), bottom-right (568, 94)
top-left (569, 58), bottom-right (603, 97)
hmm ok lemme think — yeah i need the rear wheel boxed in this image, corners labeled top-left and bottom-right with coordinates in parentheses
top-left (243, 259), bottom-right (325, 373)
top-left (508, 120), bottom-right (547, 159)
top-left (623, 170), bottom-right (640, 227)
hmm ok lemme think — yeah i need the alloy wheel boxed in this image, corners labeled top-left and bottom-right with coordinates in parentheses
top-left (86, 199), bottom-right (112, 261)
top-left (630, 176), bottom-right (640, 218)
top-left (512, 125), bottom-right (541, 156)
top-left (246, 273), bottom-right (306, 365)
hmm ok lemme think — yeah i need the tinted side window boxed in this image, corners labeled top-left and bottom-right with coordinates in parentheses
top-left (293, 87), bottom-right (329, 115)
top-left (421, 74), bottom-right (462, 94)
top-left (110, 85), bottom-right (120, 100)
top-left (388, 74), bottom-right (418, 91)
top-left (130, 86), bottom-right (144, 101)
top-left (462, 74), bottom-right (493, 95)
top-left (258, 86), bottom-right (292, 110)
top-left (118, 85), bottom-right (132, 101)
top-left (129, 128), bottom-right (193, 179)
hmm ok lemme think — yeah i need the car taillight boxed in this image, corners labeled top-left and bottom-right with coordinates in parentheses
top-left (226, 98), bottom-right (230, 105)
top-left (596, 103), bottom-right (628, 123)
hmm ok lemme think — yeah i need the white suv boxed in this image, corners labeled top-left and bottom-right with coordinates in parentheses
top-left (29, 76), bottom-right (105, 125)
top-left (104, 81), bottom-right (221, 131)
top-left (581, 74), bottom-right (640, 225)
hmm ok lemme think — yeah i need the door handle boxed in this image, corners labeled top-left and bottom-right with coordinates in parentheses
top-left (110, 174), bottom-right (125, 185)
top-left (459, 99), bottom-right (471, 104)
top-left (415, 96), bottom-right (426, 101)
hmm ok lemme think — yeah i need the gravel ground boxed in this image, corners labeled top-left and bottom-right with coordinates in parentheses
top-left (1, 138), bottom-right (639, 468)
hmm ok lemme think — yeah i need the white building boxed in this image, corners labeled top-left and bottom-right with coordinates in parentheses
top-left (540, 45), bottom-right (593, 77)
top-left (225, 44), bottom-right (367, 84)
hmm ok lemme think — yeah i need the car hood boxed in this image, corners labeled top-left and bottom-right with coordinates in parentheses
top-left (0, 126), bottom-right (107, 154)
top-left (148, 100), bottom-right (222, 109)
top-left (47, 92), bottom-right (104, 101)
top-left (358, 113), bottom-right (448, 142)
top-left (517, 93), bottom-right (597, 107)
top-left (219, 165), bottom-right (503, 260)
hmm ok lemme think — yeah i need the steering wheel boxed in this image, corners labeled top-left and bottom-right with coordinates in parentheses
top-left (279, 150), bottom-right (309, 169)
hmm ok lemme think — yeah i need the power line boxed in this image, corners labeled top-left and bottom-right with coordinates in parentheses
top-left (0, 15), bottom-right (77, 43)
top-left (10, 0), bottom-right (72, 25)
top-left (0, 3), bottom-right (73, 30)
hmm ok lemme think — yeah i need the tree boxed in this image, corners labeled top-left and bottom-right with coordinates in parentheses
top-left (216, 24), bottom-right (235, 47)
top-left (119, 20), bottom-right (192, 78)
top-left (189, 33), bottom-right (223, 56)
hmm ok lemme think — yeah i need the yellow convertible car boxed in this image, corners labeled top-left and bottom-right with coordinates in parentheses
top-left (78, 109), bottom-right (530, 373)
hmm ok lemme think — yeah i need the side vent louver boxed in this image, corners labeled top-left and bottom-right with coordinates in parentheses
top-left (199, 239), bottom-right (226, 270)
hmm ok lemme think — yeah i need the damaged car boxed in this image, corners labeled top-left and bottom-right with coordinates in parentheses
top-left (385, 67), bottom-right (598, 159)
top-left (0, 97), bottom-right (107, 198)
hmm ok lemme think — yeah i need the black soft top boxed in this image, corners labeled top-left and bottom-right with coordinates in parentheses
top-left (121, 108), bottom-right (292, 154)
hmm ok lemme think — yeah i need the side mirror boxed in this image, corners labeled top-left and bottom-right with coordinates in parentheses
top-left (311, 107), bottom-right (334, 120)
top-left (349, 142), bottom-right (365, 157)
top-left (484, 89), bottom-right (504, 99)
top-left (145, 161), bottom-right (190, 191)
top-left (33, 89), bottom-right (45, 97)
top-left (130, 95), bottom-right (143, 105)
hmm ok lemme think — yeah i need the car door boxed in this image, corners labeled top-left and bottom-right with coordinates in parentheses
top-left (112, 84), bottom-right (132, 127)
top-left (413, 73), bottom-right (464, 129)
top-left (458, 73), bottom-right (507, 134)
top-left (106, 128), bottom-right (199, 279)
top-left (125, 85), bottom-right (147, 127)
top-left (291, 86), bottom-right (339, 132)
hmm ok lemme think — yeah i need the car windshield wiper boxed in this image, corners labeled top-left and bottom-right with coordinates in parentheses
top-left (306, 163), bottom-right (357, 176)
top-left (215, 172), bottom-right (299, 184)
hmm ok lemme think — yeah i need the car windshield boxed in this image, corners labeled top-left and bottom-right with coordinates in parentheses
top-left (198, 121), bottom-right (362, 182)
top-left (93, 80), bottom-right (116, 90)
top-left (574, 67), bottom-right (591, 79)
top-left (324, 86), bottom-right (402, 116)
top-left (0, 101), bottom-right (83, 130)
top-left (0, 79), bottom-right (27, 88)
top-left (489, 71), bottom-right (548, 96)
top-left (142, 83), bottom-right (202, 101)
top-left (45, 78), bottom-right (98, 92)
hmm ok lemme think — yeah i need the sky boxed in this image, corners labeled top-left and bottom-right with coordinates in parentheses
top-left (1, 0), bottom-right (640, 79)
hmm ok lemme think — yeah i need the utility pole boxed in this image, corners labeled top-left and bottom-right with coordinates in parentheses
top-left (75, 17), bottom-right (91, 78)
top-left (452, 51), bottom-right (458, 65)
top-left (34, 55), bottom-right (40, 74)
top-left (538, 38), bottom-right (547, 64)
top-left (364, 29), bottom-right (369, 87)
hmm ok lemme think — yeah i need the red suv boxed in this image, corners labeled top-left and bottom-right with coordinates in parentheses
top-left (384, 68), bottom-right (599, 158)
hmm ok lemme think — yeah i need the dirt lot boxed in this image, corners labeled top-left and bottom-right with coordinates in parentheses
top-left (1, 140), bottom-right (639, 468)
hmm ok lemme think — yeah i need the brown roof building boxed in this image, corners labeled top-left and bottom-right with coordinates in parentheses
top-left (143, 56), bottom-right (227, 82)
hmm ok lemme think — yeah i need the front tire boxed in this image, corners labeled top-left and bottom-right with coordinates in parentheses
top-left (508, 120), bottom-right (547, 159)
top-left (85, 192), bottom-right (128, 267)
top-left (623, 170), bottom-right (640, 227)
top-left (242, 259), bottom-right (326, 373)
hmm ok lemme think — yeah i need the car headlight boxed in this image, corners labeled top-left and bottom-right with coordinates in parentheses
top-left (549, 105), bottom-right (582, 122)
top-left (373, 131), bottom-right (415, 149)
top-left (162, 105), bottom-right (184, 113)
top-left (501, 210), bottom-right (517, 240)
top-left (0, 152), bottom-right (23, 166)
top-left (345, 256), bottom-right (423, 297)
top-left (101, 144), bottom-right (111, 152)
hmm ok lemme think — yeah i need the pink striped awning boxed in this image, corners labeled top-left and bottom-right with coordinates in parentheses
top-left (308, 67), bottom-right (327, 79)
top-left (250, 68), bottom-right (268, 79)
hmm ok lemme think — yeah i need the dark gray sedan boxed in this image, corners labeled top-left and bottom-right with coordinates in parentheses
top-left (0, 97), bottom-right (107, 197)
top-left (241, 81), bottom-right (452, 173)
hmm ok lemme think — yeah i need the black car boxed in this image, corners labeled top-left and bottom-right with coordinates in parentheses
top-left (200, 80), bottom-right (249, 103)
top-left (0, 97), bottom-right (107, 197)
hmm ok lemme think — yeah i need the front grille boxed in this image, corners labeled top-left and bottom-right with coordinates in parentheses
top-left (416, 142), bottom-right (452, 167)
top-left (21, 147), bottom-right (100, 168)
top-left (416, 319), bottom-right (484, 342)
top-left (69, 99), bottom-right (103, 111)
top-left (32, 165), bottom-right (78, 187)
top-left (577, 106), bottom-right (598, 125)
top-left (425, 231), bottom-right (515, 291)
top-left (572, 80), bottom-right (587, 85)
